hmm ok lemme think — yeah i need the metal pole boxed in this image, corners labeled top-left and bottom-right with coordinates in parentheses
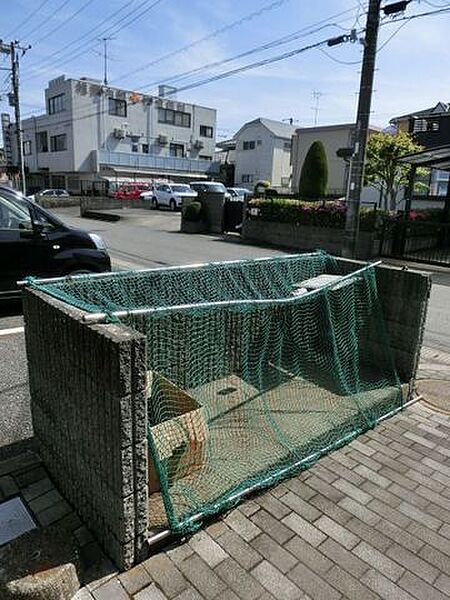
top-left (343, 0), bottom-right (382, 258)
top-left (103, 38), bottom-right (108, 85)
top-left (145, 392), bottom-right (422, 548)
top-left (10, 42), bottom-right (26, 195)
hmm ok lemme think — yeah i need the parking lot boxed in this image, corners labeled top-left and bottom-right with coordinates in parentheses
top-left (1, 205), bottom-right (449, 458)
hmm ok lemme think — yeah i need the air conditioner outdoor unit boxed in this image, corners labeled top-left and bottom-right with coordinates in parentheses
top-left (193, 140), bottom-right (204, 150)
top-left (158, 134), bottom-right (169, 145)
top-left (113, 128), bottom-right (125, 139)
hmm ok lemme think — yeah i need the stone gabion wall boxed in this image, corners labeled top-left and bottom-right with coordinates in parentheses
top-left (23, 289), bottom-right (149, 570)
top-left (336, 258), bottom-right (432, 386)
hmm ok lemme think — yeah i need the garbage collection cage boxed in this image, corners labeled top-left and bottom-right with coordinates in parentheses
top-left (26, 251), bottom-right (403, 535)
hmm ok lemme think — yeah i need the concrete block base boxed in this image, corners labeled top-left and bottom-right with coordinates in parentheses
top-left (0, 525), bottom-right (80, 600)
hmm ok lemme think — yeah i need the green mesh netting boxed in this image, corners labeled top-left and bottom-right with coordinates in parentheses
top-left (27, 251), bottom-right (402, 534)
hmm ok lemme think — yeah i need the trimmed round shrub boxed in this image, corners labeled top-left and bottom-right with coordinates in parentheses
top-left (182, 201), bottom-right (203, 222)
top-left (298, 140), bottom-right (328, 199)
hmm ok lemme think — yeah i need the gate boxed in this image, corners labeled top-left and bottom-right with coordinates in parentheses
top-left (379, 220), bottom-right (450, 267)
top-left (223, 199), bottom-right (243, 232)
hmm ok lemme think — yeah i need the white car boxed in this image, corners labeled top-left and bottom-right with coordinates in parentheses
top-left (39, 189), bottom-right (70, 198)
top-left (144, 183), bottom-right (197, 211)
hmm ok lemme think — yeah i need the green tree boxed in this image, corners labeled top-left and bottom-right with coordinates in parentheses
top-left (298, 140), bottom-right (328, 199)
top-left (364, 131), bottom-right (426, 211)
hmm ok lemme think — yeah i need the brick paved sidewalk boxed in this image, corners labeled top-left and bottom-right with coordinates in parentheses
top-left (2, 400), bottom-right (450, 599)
top-left (67, 401), bottom-right (450, 600)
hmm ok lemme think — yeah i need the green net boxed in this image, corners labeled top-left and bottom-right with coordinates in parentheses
top-left (27, 251), bottom-right (402, 534)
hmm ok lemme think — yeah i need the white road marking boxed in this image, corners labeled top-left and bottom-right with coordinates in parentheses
top-left (0, 326), bottom-right (24, 336)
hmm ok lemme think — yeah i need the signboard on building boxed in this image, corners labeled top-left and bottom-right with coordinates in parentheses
top-left (1, 113), bottom-right (14, 166)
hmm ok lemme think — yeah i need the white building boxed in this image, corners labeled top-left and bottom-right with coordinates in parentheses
top-left (291, 123), bottom-right (381, 200)
top-left (15, 75), bottom-right (218, 193)
top-left (233, 118), bottom-right (296, 191)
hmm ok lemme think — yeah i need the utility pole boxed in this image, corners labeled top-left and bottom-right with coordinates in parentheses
top-left (342, 0), bottom-right (381, 258)
top-left (0, 40), bottom-right (30, 195)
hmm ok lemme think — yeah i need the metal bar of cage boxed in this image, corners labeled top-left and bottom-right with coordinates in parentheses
top-left (80, 261), bottom-right (382, 324)
top-left (17, 252), bottom-right (321, 287)
top-left (146, 392), bottom-right (421, 547)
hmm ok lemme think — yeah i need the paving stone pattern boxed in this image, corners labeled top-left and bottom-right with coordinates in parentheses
top-left (2, 401), bottom-right (450, 599)
top-left (69, 402), bottom-right (450, 599)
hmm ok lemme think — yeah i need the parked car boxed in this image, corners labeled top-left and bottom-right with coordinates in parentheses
top-left (144, 183), bottom-right (198, 211)
top-left (0, 185), bottom-right (111, 301)
top-left (115, 183), bottom-right (152, 200)
top-left (189, 181), bottom-right (231, 200)
top-left (39, 189), bottom-right (70, 198)
top-left (227, 187), bottom-right (252, 201)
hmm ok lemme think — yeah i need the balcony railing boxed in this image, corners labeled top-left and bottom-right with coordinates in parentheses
top-left (96, 150), bottom-right (219, 175)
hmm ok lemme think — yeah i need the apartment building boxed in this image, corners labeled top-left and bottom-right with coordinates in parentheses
top-left (14, 75), bottom-right (218, 193)
top-left (233, 118), bottom-right (296, 191)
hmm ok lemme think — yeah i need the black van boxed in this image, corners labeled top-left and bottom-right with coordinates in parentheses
top-left (0, 186), bottom-right (111, 300)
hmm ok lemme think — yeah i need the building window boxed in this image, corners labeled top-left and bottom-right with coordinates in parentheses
top-left (257, 140), bottom-right (262, 146)
top-left (131, 143), bottom-right (138, 152)
top-left (284, 141), bottom-right (292, 150)
top-left (108, 97), bottom-right (127, 117)
top-left (428, 120), bottom-right (440, 131)
top-left (243, 141), bottom-right (255, 150)
top-left (199, 155), bottom-right (212, 161)
top-left (142, 143), bottom-right (149, 154)
top-left (413, 119), bottom-right (427, 133)
top-left (242, 174), bottom-right (254, 183)
top-left (48, 93), bottom-right (65, 115)
top-left (169, 143), bottom-right (184, 157)
top-left (158, 107), bottom-right (191, 127)
top-left (23, 140), bottom-right (32, 155)
top-left (36, 131), bottom-right (48, 153)
top-left (50, 134), bottom-right (67, 152)
top-left (199, 125), bottom-right (213, 138)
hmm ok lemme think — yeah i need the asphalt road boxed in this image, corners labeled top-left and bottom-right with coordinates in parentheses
top-left (1, 206), bottom-right (449, 457)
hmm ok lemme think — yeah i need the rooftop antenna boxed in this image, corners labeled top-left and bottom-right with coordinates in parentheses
top-left (311, 90), bottom-right (323, 126)
top-left (99, 36), bottom-right (115, 85)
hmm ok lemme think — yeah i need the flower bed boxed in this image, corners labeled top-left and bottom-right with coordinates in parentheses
top-left (248, 198), bottom-right (387, 231)
top-left (248, 199), bottom-right (446, 229)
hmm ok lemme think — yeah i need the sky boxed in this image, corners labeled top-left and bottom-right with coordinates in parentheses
top-left (1, 0), bottom-right (450, 141)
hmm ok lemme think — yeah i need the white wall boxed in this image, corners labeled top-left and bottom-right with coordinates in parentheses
top-left (234, 122), bottom-right (292, 188)
top-left (292, 126), bottom-right (353, 195)
top-left (20, 76), bottom-right (217, 178)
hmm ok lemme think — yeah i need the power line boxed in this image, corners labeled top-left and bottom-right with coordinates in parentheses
top-left (23, 0), bottom-right (137, 69)
top-left (22, 0), bottom-right (72, 40)
top-left (154, 33), bottom-right (360, 97)
top-left (22, 0), bottom-right (166, 82)
top-left (318, 47), bottom-right (362, 65)
top-left (4, 0), bottom-right (52, 39)
top-left (17, 1), bottom-right (450, 126)
top-left (135, 5), bottom-right (366, 91)
top-left (376, 18), bottom-right (410, 51)
top-left (32, 0), bottom-right (97, 46)
top-left (141, 17), bottom-right (355, 91)
top-left (134, 3), bottom-right (449, 99)
top-left (109, 0), bottom-right (296, 84)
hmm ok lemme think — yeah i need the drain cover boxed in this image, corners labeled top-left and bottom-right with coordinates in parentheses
top-left (0, 497), bottom-right (36, 545)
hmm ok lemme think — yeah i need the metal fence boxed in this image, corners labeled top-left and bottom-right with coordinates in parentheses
top-left (379, 220), bottom-right (450, 266)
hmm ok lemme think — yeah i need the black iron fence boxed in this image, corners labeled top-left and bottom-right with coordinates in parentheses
top-left (379, 219), bottom-right (450, 266)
